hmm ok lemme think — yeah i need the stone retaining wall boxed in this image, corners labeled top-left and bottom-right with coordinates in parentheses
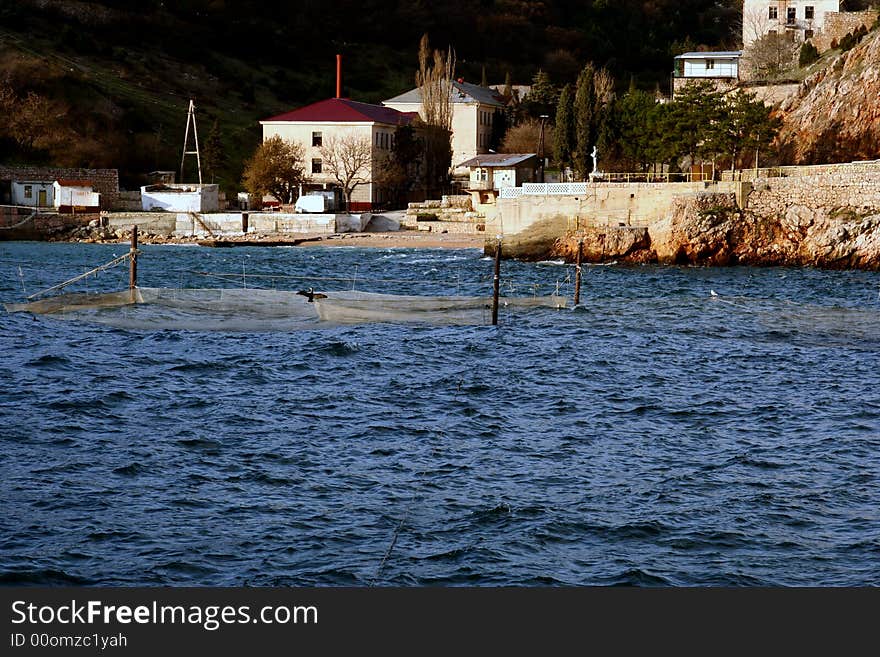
top-left (813, 10), bottom-right (879, 52)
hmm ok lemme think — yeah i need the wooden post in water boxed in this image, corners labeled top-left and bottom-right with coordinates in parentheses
top-left (491, 237), bottom-right (502, 326)
top-left (129, 225), bottom-right (138, 300)
top-left (573, 239), bottom-right (583, 306)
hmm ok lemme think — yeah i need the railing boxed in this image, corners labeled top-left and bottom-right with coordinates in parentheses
top-left (500, 174), bottom-right (711, 197)
top-left (721, 160), bottom-right (880, 181)
top-left (466, 180), bottom-right (495, 191)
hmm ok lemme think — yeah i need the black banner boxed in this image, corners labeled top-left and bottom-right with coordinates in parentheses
top-left (1, 587), bottom-right (875, 654)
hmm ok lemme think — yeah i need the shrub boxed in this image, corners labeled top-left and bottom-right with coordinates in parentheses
top-left (799, 41), bottom-right (820, 67)
top-left (839, 31), bottom-right (856, 52)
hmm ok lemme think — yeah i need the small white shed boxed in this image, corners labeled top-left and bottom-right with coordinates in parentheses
top-left (11, 181), bottom-right (54, 208)
top-left (53, 180), bottom-right (101, 212)
top-left (674, 51), bottom-right (742, 80)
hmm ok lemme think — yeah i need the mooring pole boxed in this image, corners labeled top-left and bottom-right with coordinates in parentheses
top-left (573, 239), bottom-right (583, 306)
top-left (491, 237), bottom-right (502, 326)
top-left (129, 225), bottom-right (138, 299)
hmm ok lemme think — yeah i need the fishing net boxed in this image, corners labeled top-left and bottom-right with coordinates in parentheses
top-left (5, 287), bottom-right (568, 329)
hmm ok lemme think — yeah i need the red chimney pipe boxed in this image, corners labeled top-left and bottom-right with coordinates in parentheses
top-left (336, 54), bottom-right (342, 98)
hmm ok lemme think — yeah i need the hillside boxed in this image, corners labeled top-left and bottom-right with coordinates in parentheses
top-left (0, 0), bottom-right (741, 190)
top-left (776, 26), bottom-right (880, 164)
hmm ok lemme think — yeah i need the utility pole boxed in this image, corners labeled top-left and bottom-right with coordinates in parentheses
top-left (180, 99), bottom-right (203, 185)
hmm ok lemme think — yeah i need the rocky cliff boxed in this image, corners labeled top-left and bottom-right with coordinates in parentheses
top-left (776, 27), bottom-right (880, 164)
top-left (543, 192), bottom-right (880, 270)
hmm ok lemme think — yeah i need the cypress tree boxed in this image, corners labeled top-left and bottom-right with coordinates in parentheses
top-left (574, 63), bottom-right (596, 178)
top-left (553, 83), bottom-right (575, 173)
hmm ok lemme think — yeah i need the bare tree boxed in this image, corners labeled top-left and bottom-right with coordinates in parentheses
top-left (319, 134), bottom-right (373, 210)
top-left (744, 33), bottom-right (800, 80)
top-left (416, 34), bottom-right (455, 132)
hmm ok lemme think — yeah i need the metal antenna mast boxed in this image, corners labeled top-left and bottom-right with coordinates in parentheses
top-left (180, 99), bottom-right (203, 184)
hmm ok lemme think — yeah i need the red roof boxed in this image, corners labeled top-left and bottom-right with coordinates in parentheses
top-left (56, 179), bottom-right (93, 188)
top-left (262, 97), bottom-right (417, 125)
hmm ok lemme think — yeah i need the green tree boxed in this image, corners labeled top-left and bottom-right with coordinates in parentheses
top-left (710, 91), bottom-right (782, 169)
top-left (553, 83), bottom-right (575, 173)
top-left (523, 69), bottom-right (558, 119)
top-left (201, 118), bottom-right (226, 184)
top-left (615, 88), bottom-right (657, 171)
top-left (573, 63), bottom-right (596, 178)
top-left (798, 41), bottom-right (820, 68)
top-left (241, 135), bottom-right (307, 205)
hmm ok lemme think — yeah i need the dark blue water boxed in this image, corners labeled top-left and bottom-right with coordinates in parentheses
top-left (1, 242), bottom-right (879, 586)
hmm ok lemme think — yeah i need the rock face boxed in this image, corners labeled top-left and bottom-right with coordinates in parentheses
top-left (543, 193), bottom-right (880, 270)
top-left (776, 28), bottom-right (880, 164)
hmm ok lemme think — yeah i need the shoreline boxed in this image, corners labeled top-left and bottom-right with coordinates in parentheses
top-left (51, 230), bottom-right (490, 250)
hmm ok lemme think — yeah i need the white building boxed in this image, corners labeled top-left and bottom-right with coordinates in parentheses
top-left (742, 0), bottom-right (840, 48)
top-left (260, 97), bottom-right (418, 211)
top-left (383, 80), bottom-right (507, 173)
top-left (459, 153), bottom-right (536, 206)
top-left (11, 181), bottom-right (53, 208)
top-left (53, 180), bottom-right (100, 212)
top-left (674, 51), bottom-right (742, 80)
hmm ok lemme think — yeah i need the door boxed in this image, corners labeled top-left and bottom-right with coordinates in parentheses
top-left (38, 189), bottom-right (47, 207)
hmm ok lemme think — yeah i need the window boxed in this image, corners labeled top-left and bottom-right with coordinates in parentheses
top-left (805, 6), bottom-right (814, 20)
top-left (312, 131), bottom-right (322, 147)
top-left (769, 6), bottom-right (777, 19)
top-left (24, 185), bottom-right (32, 199)
top-left (706, 59), bottom-right (715, 70)
top-left (312, 158), bottom-right (322, 174)
top-left (787, 7), bottom-right (796, 23)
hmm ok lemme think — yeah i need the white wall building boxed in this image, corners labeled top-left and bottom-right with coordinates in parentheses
top-left (11, 181), bottom-right (53, 207)
top-left (459, 153), bottom-right (537, 207)
top-left (260, 97), bottom-right (417, 211)
top-left (53, 180), bottom-right (100, 212)
top-left (383, 80), bottom-right (507, 173)
top-left (674, 51), bottom-right (742, 79)
top-left (742, 0), bottom-right (840, 48)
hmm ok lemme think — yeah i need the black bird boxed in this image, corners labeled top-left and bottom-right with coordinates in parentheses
top-left (296, 287), bottom-right (327, 302)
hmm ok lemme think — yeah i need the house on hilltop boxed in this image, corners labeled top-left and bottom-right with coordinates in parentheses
top-left (260, 97), bottom-right (418, 212)
top-left (743, 1), bottom-right (840, 48)
top-left (383, 80), bottom-right (506, 174)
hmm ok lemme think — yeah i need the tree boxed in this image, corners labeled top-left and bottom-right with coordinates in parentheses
top-left (241, 135), bottom-right (307, 205)
top-left (709, 91), bottom-right (782, 169)
top-left (744, 33), bottom-right (799, 80)
top-left (522, 69), bottom-right (557, 119)
top-left (414, 34), bottom-right (455, 192)
top-left (319, 134), bottom-right (373, 210)
top-left (573, 63), bottom-right (614, 178)
top-left (375, 124), bottom-right (422, 207)
top-left (416, 33), bottom-right (455, 132)
top-left (553, 83), bottom-right (575, 173)
top-left (201, 118), bottom-right (225, 184)
top-left (799, 41), bottom-right (820, 68)
top-left (614, 87), bottom-right (657, 171)
top-left (499, 118), bottom-right (553, 155)
top-left (573, 63), bottom-right (596, 178)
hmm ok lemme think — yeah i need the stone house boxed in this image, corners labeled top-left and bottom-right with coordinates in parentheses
top-left (383, 80), bottom-right (506, 174)
top-left (260, 97), bottom-right (418, 212)
top-left (742, 1), bottom-right (840, 48)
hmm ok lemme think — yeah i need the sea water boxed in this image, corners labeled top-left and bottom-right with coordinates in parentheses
top-left (1, 242), bottom-right (878, 586)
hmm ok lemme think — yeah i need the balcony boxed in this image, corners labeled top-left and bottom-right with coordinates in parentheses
top-left (466, 180), bottom-right (495, 191)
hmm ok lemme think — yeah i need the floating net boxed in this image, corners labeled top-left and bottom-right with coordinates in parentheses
top-left (4, 287), bottom-right (567, 330)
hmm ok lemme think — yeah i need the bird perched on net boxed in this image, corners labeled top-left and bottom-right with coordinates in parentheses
top-left (296, 288), bottom-right (328, 302)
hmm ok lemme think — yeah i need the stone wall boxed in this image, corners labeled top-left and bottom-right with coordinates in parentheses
top-left (812, 10), bottom-right (879, 52)
top-left (722, 159), bottom-right (880, 181)
top-left (0, 166), bottom-right (119, 209)
top-left (745, 170), bottom-right (880, 217)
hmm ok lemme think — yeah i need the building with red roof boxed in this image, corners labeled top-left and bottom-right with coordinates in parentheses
top-left (260, 97), bottom-right (420, 211)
